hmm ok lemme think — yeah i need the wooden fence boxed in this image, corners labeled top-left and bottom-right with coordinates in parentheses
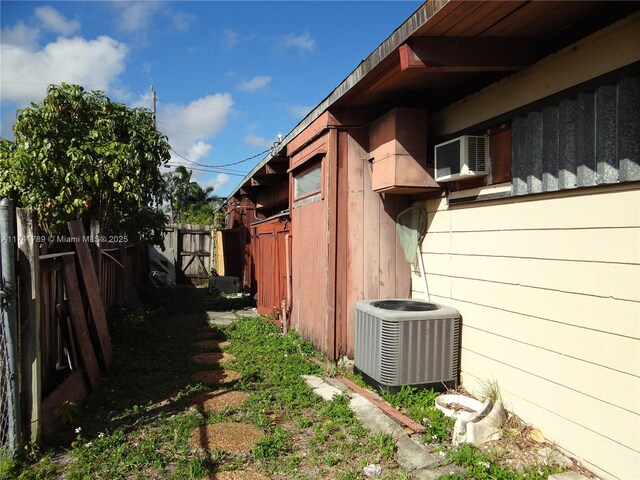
top-left (0, 200), bottom-right (148, 452)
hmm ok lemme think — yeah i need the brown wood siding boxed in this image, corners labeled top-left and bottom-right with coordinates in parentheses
top-left (251, 216), bottom-right (291, 317)
top-left (339, 131), bottom-right (412, 358)
top-left (291, 172), bottom-right (329, 354)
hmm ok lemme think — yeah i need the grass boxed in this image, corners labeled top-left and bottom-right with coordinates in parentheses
top-left (2, 287), bottom-right (416, 479)
top-left (2, 286), bottom-right (570, 479)
top-left (381, 385), bottom-right (453, 443)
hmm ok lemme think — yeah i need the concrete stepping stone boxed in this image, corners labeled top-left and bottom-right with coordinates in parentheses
top-left (188, 390), bottom-right (248, 412)
top-left (196, 339), bottom-right (231, 350)
top-left (190, 422), bottom-right (263, 453)
top-left (192, 369), bottom-right (241, 385)
top-left (192, 352), bottom-right (236, 365)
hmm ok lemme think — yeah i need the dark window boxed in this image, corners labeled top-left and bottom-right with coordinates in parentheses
top-left (294, 163), bottom-right (322, 199)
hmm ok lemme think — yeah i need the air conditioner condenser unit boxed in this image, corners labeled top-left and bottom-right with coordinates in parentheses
top-left (354, 299), bottom-right (461, 393)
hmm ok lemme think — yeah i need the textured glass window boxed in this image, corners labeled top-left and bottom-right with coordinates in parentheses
top-left (294, 164), bottom-right (321, 198)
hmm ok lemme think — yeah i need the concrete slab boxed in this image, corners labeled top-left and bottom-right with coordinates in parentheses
top-left (413, 465), bottom-right (466, 480)
top-left (395, 435), bottom-right (440, 470)
top-left (348, 393), bottom-right (406, 440)
top-left (235, 308), bottom-right (259, 318)
top-left (302, 375), bottom-right (343, 401)
top-left (325, 377), bottom-right (349, 393)
top-left (303, 374), bottom-right (453, 477)
top-left (206, 311), bottom-right (236, 326)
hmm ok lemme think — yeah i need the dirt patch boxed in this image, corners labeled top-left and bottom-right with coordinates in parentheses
top-left (196, 340), bottom-right (231, 350)
top-left (192, 369), bottom-right (242, 385)
top-left (205, 470), bottom-right (270, 479)
top-left (192, 352), bottom-right (236, 365)
top-left (188, 390), bottom-right (248, 412)
top-left (190, 422), bottom-right (263, 453)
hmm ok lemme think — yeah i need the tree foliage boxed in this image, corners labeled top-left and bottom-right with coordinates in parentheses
top-left (0, 83), bottom-right (170, 243)
top-left (163, 166), bottom-right (224, 226)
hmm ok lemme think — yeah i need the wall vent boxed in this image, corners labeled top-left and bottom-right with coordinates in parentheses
top-left (355, 299), bottom-right (460, 392)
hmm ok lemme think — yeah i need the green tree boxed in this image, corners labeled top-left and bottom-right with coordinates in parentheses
top-left (0, 83), bottom-right (170, 243)
top-left (162, 165), bottom-right (192, 221)
top-left (163, 166), bottom-right (223, 225)
top-left (186, 182), bottom-right (221, 209)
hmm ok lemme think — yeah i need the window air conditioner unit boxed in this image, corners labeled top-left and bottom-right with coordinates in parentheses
top-left (354, 299), bottom-right (460, 393)
top-left (434, 135), bottom-right (489, 182)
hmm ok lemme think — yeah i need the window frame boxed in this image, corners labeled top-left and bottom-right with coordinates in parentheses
top-left (293, 161), bottom-right (323, 201)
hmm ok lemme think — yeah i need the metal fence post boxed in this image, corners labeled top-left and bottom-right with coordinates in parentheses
top-left (0, 197), bottom-right (21, 455)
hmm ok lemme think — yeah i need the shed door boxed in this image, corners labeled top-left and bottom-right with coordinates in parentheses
top-left (251, 217), bottom-right (291, 317)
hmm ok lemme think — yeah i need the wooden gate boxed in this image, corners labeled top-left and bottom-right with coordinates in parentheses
top-left (162, 224), bottom-right (214, 285)
top-left (250, 214), bottom-right (291, 317)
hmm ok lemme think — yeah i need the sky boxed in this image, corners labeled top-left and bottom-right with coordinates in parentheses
top-left (0, 1), bottom-right (421, 197)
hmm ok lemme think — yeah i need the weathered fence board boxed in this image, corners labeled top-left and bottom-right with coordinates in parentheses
top-left (62, 255), bottom-right (102, 389)
top-left (68, 220), bottom-right (112, 372)
top-left (0, 204), bottom-right (158, 447)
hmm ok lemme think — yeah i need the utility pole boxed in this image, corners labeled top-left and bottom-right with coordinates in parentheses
top-left (150, 85), bottom-right (157, 126)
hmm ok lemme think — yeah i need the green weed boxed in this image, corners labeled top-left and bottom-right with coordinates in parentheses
top-left (439, 443), bottom-right (562, 480)
top-left (253, 426), bottom-right (290, 459)
top-left (382, 386), bottom-right (454, 442)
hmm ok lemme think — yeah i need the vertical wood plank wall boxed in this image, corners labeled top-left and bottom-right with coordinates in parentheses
top-left (412, 184), bottom-right (640, 480)
top-left (291, 195), bottom-right (329, 354)
top-left (340, 131), bottom-right (411, 358)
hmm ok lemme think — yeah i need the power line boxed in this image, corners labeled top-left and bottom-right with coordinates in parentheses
top-left (163, 164), bottom-right (246, 177)
top-left (166, 160), bottom-right (248, 175)
top-left (169, 147), bottom-right (269, 169)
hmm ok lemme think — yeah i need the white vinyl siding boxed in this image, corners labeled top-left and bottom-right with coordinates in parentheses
top-left (412, 184), bottom-right (640, 480)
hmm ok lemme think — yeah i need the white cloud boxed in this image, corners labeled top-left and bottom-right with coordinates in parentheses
top-left (288, 104), bottom-right (312, 118)
top-left (110, 2), bottom-right (162, 33)
top-left (171, 12), bottom-right (196, 32)
top-left (236, 75), bottom-right (271, 93)
top-left (1, 35), bottom-right (128, 104)
top-left (34, 6), bottom-right (80, 36)
top-left (1, 22), bottom-right (40, 50)
top-left (187, 141), bottom-right (212, 162)
top-left (244, 133), bottom-right (274, 149)
top-left (279, 32), bottom-right (315, 54)
top-left (157, 93), bottom-right (234, 164)
top-left (131, 92), bottom-right (151, 109)
top-left (221, 29), bottom-right (238, 49)
top-left (203, 173), bottom-right (230, 191)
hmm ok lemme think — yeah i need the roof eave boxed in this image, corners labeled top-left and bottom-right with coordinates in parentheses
top-left (226, 0), bottom-right (451, 199)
